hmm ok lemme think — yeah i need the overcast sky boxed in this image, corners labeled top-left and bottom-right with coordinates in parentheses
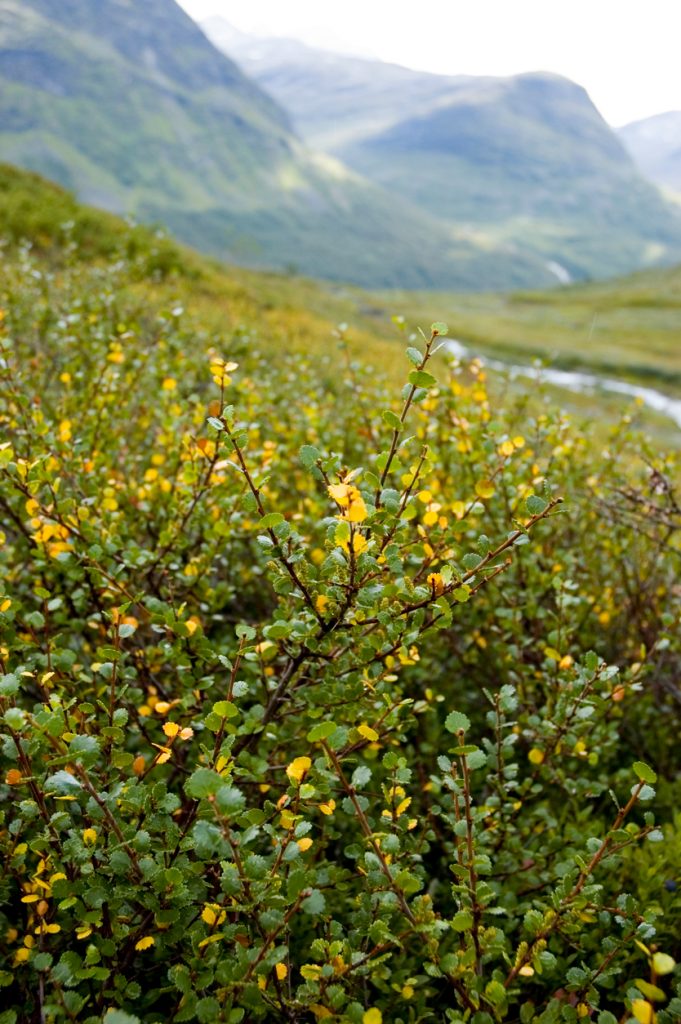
top-left (177, 0), bottom-right (681, 126)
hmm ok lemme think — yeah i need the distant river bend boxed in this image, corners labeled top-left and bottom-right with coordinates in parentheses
top-left (444, 339), bottom-right (681, 432)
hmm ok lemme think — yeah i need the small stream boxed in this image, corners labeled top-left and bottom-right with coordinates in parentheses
top-left (445, 339), bottom-right (681, 431)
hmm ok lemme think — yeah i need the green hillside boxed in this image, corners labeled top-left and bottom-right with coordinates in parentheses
top-left (0, 0), bottom-right (558, 291)
top-left (212, 24), bottom-right (681, 284)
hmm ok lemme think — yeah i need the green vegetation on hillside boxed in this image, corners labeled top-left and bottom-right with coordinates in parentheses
top-left (1, 166), bottom-right (680, 1024)
top-left (0, 0), bottom-right (561, 290)
top-left (213, 25), bottom-right (681, 284)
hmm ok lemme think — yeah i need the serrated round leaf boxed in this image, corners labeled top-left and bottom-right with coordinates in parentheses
top-left (526, 494), bottom-right (548, 515)
top-left (445, 711), bottom-right (471, 734)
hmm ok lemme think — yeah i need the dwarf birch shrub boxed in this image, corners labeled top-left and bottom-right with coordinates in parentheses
top-left (0, 252), bottom-right (679, 1024)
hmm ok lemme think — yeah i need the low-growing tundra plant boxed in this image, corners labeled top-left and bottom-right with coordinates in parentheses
top-left (0, 254), bottom-right (679, 1024)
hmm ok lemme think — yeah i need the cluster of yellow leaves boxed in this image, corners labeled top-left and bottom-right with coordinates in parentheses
top-left (209, 356), bottom-right (239, 387)
top-left (328, 482), bottom-right (367, 523)
top-left (381, 785), bottom-right (413, 822)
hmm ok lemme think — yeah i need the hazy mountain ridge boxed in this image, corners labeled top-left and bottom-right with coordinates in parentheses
top-left (206, 18), bottom-right (681, 282)
top-left (2, 0), bottom-right (680, 290)
top-left (0, 0), bottom-right (563, 290)
top-left (619, 111), bottom-right (681, 195)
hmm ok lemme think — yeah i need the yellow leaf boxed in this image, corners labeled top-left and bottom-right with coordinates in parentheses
top-left (275, 963), bottom-right (288, 980)
top-left (135, 936), bottom-right (155, 951)
top-left (499, 440), bottom-right (515, 457)
top-left (358, 724), bottom-right (379, 742)
top-left (297, 837), bottom-right (313, 852)
top-left (202, 906), bottom-right (217, 926)
top-left (363, 1010), bottom-right (383, 1024)
top-left (319, 800), bottom-right (336, 816)
top-left (162, 722), bottom-right (180, 739)
top-left (631, 1000), bottom-right (655, 1024)
top-left (427, 572), bottom-right (445, 596)
top-left (152, 744), bottom-right (172, 764)
top-left (328, 483), bottom-right (351, 506)
top-left (82, 828), bottom-right (97, 846)
top-left (310, 1006), bottom-right (333, 1020)
top-left (352, 533), bottom-right (368, 554)
top-left (161, 378), bottom-right (177, 391)
top-left (286, 757), bottom-right (312, 783)
top-left (528, 748), bottom-right (545, 765)
top-left (652, 952), bottom-right (676, 975)
top-left (345, 494), bottom-right (367, 523)
top-left (475, 479), bottom-right (495, 500)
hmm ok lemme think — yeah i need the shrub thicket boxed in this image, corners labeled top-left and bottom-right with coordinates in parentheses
top-left (1, 245), bottom-right (680, 1024)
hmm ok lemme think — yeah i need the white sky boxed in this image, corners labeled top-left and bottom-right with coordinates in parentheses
top-left (177, 0), bottom-right (681, 126)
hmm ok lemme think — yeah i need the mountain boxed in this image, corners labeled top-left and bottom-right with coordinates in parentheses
top-left (618, 111), bottom-right (681, 196)
top-left (0, 0), bottom-right (560, 291)
top-left (205, 20), bottom-right (681, 283)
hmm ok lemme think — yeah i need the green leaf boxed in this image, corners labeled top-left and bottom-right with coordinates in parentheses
top-left (207, 416), bottom-right (224, 431)
top-left (197, 999), bottom-right (221, 1024)
top-left (185, 769), bottom-right (224, 799)
top-left (406, 346), bottom-right (423, 365)
top-left (431, 322), bottom-right (449, 336)
top-left (452, 911), bottom-right (473, 930)
top-left (307, 721), bottom-right (337, 742)
top-left (103, 1013), bottom-right (141, 1024)
top-left (408, 369), bottom-right (437, 389)
top-left (445, 711), bottom-right (471, 734)
top-left (299, 444), bottom-right (321, 468)
top-left (633, 761), bottom-right (657, 784)
top-left (351, 765), bottom-right (372, 788)
top-left (212, 701), bottom-right (239, 719)
top-left (302, 889), bottom-right (326, 915)
top-left (236, 624), bottom-right (256, 641)
top-left (382, 409), bottom-right (402, 430)
top-left (462, 553), bottom-right (482, 570)
top-left (526, 494), bottom-right (548, 515)
top-left (258, 512), bottom-right (285, 530)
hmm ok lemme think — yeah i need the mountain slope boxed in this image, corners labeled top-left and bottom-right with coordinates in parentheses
top-left (619, 111), bottom-right (681, 195)
top-left (0, 0), bottom-right (557, 290)
top-left (207, 20), bottom-right (681, 282)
